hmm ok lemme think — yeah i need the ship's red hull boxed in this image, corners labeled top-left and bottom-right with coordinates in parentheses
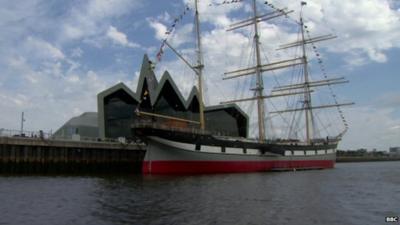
top-left (142, 160), bottom-right (334, 174)
top-left (142, 136), bottom-right (337, 174)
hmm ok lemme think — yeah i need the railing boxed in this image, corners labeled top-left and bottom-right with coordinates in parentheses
top-left (0, 128), bottom-right (52, 139)
top-left (52, 135), bottom-right (140, 144)
top-left (132, 115), bottom-right (239, 137)
top-left (132, 121), bottom-right (211, 135)
top-left (0, 128), bottom-right (139, 145)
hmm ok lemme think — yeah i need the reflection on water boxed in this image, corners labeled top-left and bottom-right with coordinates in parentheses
top-left (0, 162), bottom-right (399, 225)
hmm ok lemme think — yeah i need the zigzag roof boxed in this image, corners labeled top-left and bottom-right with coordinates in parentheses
top-left (97, 54), bottom-right (249, 138)
top-left (98, 54), bottom-right (248, 117)
top-left (97, 82), bottom-right (137, 102)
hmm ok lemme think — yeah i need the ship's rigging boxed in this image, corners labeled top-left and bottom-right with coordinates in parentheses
top-left (150, 0), bottom-right (354, 144)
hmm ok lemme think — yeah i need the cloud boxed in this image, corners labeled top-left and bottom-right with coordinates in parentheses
top-left (0, 0), bottom-right (398, 151)
top-left (60, 0), bottom-right (143, 42)
top-left (372, 92), bottom-right (400, 109)
top-left (184, 0), bottom-right (245, 27)
top-left (62, 24), bottom-right (85, 40)
top-left (106, 26), bottom-right (140, 48)
top-left (148, 19), bottom-right (168, 41)
top-left (70, 47), bottom-right (83, 58)
top-left (0, 0), bottom-right (145, 132)
top-left (280, 0), bottom-right (400, 65)
top-left (147, 0), bottom-right (400, 148)
top-left (340, 106), bottom-right (400, 150)
top-left (0, 0), bottom-right (44, 43)
top-left (86, 0), bottom-right (140, 19)
top-left (170, 24), bottom-right (194, 47)
top-left (0, 54), bottom-right (132, 131)
top-left (390, 125), bottom-right (400, 130)
top-left (24, 37), bottom-right (65, 61)
top-left (156, 12), bottom-right (172, 23)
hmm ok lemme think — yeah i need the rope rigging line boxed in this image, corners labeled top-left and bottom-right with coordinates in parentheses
top-left (155, 4), bottom-right (192, 62)
top-left (285, 28), bottom-right (305, 138)
top-left (234, 28), bottom-right (255, 102)
top-left (208, 0), bottom-right (243, 7)
top-left (290, 103), bottom-right (305, 140)
top-left (255, 3), bottom-right (308, 140)
top-left (303, 23), bottom-right (349, 134)
top-left (243, 30), bottom-right (257, 120)
top-left (314, 111), bottom-right (331, 136)
top-left (243, 33), bottom-right (258, 137)
top-left (264, 1), bottom-right (298, 24)
top-left (264, 0), bottom-right (349, 138)
top-left (277, 26), bottom-right (304, 139)
top-left (287, 66), bottom-right (305, 139)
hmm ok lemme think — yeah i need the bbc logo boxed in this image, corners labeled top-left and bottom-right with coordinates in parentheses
top-left (386, 216), bottom-right (399, 223)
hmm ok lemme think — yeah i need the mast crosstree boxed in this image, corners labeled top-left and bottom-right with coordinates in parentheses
top-left (222, 0), bottom-right (294, 142)
top-left (221, 1), bottom-right (353, 143)
top-left (270, 2), bottom-right (354, 142)
top-left (160, 0), bottom-right (353, 143)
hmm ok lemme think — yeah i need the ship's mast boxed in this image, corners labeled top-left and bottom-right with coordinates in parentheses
top-left (252, 0), bottom-right (266, 142)
top-left (220, 1), bottom-right (353, 142)
top-left (195, 0), bottom-right (205, 130)
top-left (161, 0), bottom-right (206, 129)
top-left (221, 2), bottom-right (298, 142)
top-left (269, 2), bottom-right (354, 142)
top-left (299, 6), bottom-right (314, 144)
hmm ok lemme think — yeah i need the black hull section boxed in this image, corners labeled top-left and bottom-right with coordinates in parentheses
top-left (134, 127), bottom-right (338, 155)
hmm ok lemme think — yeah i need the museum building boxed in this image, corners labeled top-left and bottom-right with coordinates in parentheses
top-left (96, 55), bottom-right (249, 140)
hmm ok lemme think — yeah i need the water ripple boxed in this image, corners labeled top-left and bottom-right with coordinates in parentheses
top-left (0, 162), bottom-right (399, 225)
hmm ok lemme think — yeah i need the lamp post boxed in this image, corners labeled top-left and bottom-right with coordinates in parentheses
top-left (20, 112), bottom-right (25, 136)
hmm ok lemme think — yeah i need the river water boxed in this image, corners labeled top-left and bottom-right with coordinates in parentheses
top-left (0, 161), bottom-right (399, 225)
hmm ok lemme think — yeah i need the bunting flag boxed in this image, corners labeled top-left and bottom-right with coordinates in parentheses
top-left (304, 25), bottom-right (349, 129)
top-left (155, 4), bottom-right (191, 62)
top-left (156, 41), bottom-right (165, 61)
top-left (264, 1), bottom-right (290, 18)
top-left (209, 0), bottom-right (243, 7)
top-left (155, 1), bottom-right (243, 62)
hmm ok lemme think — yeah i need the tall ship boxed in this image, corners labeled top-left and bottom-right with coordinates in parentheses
top-left (98, 0), bottom-right (354, 174)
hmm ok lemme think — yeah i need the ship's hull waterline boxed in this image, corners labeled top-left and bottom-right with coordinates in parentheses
top-left (143, 136), bottom-right (336, 174)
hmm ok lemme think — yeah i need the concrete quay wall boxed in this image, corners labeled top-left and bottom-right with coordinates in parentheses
top-left (0, 137), bottom-right (146, 174)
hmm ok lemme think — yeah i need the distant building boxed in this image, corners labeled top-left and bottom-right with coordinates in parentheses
top-left (389, 147), bottom-right (400, 155)
top-left (53, 112), bottom-right (98, 140)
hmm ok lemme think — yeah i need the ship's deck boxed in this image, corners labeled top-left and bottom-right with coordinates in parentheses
top-left (131, 121), bottom-right (340, 147)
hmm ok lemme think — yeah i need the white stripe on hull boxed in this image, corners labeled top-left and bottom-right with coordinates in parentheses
top-left (145, 136), bottom-right (336, 162)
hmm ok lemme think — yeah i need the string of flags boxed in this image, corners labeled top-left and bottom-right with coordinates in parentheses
top-left (264, 0), bottom-right (349, 132)
top-left (264, 1), bottom-right (290, 18)
top-left (303, 25), bottom-right (349, 129)
top-left (156, 5), bottom-right (191, 62)
top-left (155, 0), bottom-right (245, 63)
top-left (208, 0), bottom-right (243, 7)
top-left (155, 0), bottom-right (244, 62)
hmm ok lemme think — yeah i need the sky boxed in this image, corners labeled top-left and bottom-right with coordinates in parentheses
top-left (0, 0), bottom-right (399, 150)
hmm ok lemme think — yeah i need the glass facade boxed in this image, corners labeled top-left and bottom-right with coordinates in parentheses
top-left (205, 108), bottom-right (247, 137)
top-left (101, 77), bottom-right (248, 139)
top-left (153, 81), bottom-right (198, 121)
top-left (104, 89), bottom-right (137, 138)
